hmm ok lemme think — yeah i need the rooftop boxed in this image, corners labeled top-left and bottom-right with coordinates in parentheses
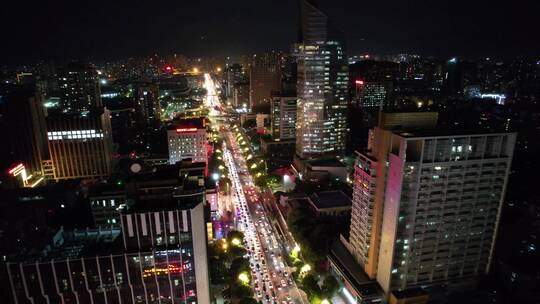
top-left (125, 162), bottom-right (205, 184)
top-left (309, 190), bottom-right (352, 209)
top-left (168, 116), bottom-right (206, 130)
top-left (6, 227), bottom-right (124, 263)
top-left (307, 157), bottom-right (346, 168)
top-left (126, 192), bottom-right (204, 213)
top-left (394, 128), bottom-right (513, 138)
top-left (88, 182), bottom-right (125, 197)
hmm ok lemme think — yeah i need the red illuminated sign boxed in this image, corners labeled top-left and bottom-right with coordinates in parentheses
top-left (355, 80), bottom-right (364, 85)
top-left (8, 163), bottom-right (24, 175)
top-left (176, 128), bottom-right (198, 133)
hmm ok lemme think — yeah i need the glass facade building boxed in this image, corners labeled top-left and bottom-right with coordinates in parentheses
top-left (295, 0), bottom-right (349, 158)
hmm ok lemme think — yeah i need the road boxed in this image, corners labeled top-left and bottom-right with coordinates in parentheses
top-left (204, 73), bottom-right (306, 304)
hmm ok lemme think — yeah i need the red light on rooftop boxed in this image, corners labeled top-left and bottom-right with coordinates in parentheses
top-left (176, 128), bottom-right (198, 133)
top-left (355, 80), bottom-right (364, 85)
top-left (165, 65), bottom-right (173, 71)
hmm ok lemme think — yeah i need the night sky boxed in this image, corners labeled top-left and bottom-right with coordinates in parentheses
top-left (1, 0), bottom-right (539, 64)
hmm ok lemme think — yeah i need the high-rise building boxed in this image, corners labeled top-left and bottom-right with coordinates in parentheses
top-left (2, 164), bottom-right (211, 303)
top-left (46, 108), bottom-right (113, 180)
top-left (134, 82), bottom-right (160, 125)
top-left (225, 64), bottom-right (245, 104)
top-left (57, 62), bottom-right (102, 113)
top-left (249, 62), bottom-right (280, 108)
top-left (233, 81), bottom-right (250, 108)
top-left (0, 84), bottom-right (48, 177)
top-left (295, 0), bottom-right (349, 159)
top-left (271, 93), bottom-right (297, 140)
top-left (167, 117), bottom-right (207, 166)
top-left (118, 186), bottom-right (210, 303)
top-left (348, 114), bottom-right (516, 296)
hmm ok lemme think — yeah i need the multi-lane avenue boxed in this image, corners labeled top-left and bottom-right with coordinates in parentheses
top-left (204, 73), bottom-right (306, 304)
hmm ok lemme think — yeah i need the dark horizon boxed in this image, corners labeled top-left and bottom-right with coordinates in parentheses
top-left (1, 0), bottom-right (540, 65)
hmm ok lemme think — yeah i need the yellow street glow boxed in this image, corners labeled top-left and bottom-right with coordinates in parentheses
top-left (238, 272), bottom-right (249, 284)
top-left (231, 238), bottom-right (241, 246)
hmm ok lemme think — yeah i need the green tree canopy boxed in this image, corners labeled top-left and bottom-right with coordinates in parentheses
top-left (321, 275), bottom-right (340, 298)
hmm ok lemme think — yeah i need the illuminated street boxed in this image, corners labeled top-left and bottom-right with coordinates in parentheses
top-left (204, 73), bottom-right (306, 304)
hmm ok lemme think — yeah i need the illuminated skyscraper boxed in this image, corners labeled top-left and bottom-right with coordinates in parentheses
top-left (249, 62), bottom-right (280, 108)
top-left (348, 113), bottom-right (516, 296)
top-left (0, 85), bottom-right (48, 177)
top-left (134, 82), bottom-right (161, 125)
top-left (295, 0), bottom-right (348, 159)
top-left (57, 62), bottom-right (102, 113)
top-left (271, 93), bottom-right (297, 140)
top-left (46, 108), bottom-right (113, 180)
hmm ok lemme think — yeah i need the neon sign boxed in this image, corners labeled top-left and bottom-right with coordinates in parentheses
top-left (143, 264), bottom-right (183, 277)
top-left (8, 163), bottom-right (44, 188)
top-left (176, 128), bottom-right (198, 133)
top-left (8, 163), bottom-right (24, 175)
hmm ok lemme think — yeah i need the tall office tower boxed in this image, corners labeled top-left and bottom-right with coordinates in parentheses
top-left (57, 62), bottom-right (102, 113)
top-left (46, 108), bottom-right (113, 180)
top-left (225, 64), bottom-right (244, 102)
top-left (134, 82), bottom-right (160, 125)
top-left (249, 63), bottom-right (280, 108)
top-left (295, 0), bottom-right (349, 159)
top-left (2, 165), bottom-right (211, 303)
top-left (0, 85), bottom-right (48, 176)
top-left (271, 93), bottom-right (297, 140)
top-left (233, 82), bottom-right (250, 108)
top-left (348, 113), bottom-right (516, 296)
top-left (167, 117), bottom-right (207, 165)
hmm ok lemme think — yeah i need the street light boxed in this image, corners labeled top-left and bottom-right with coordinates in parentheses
top-left (300, 264), bottom-right (311, 273)
top-left (238, 272), bottom-right (249, 285)
top-left (284, 174), bottom-right (290, 183)
top-left (292, 244), bottom-right (300, 258)
top-left (231, 238), bottom-right (241, 246)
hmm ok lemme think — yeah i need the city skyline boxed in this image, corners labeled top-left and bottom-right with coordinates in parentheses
top-left (0, 1), bottom-right (539, 303)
